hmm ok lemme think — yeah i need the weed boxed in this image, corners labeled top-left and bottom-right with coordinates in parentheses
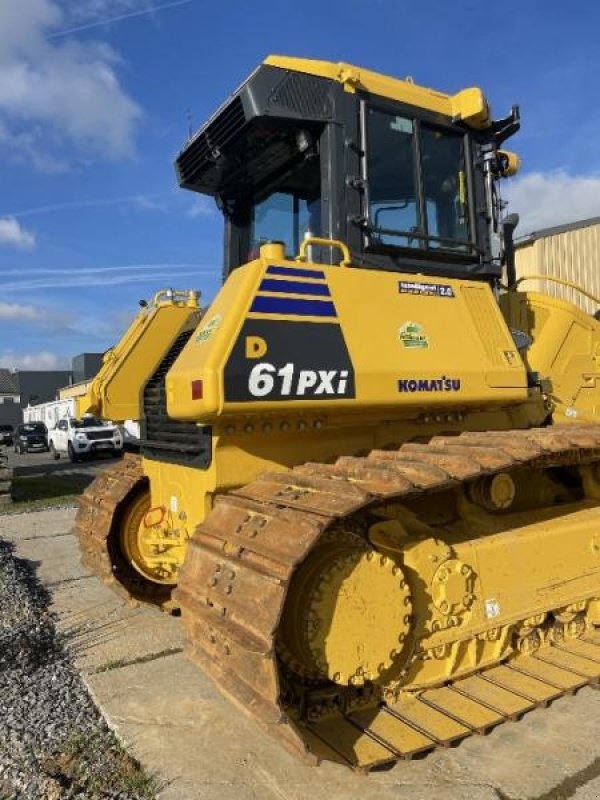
top-left (94, 658), bottom-right (127, 673)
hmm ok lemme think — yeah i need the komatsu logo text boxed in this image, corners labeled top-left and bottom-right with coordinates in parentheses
top-left (249, 363), bottom-right (350, 398)
top-left (398, 377), bottom-right (461, 393)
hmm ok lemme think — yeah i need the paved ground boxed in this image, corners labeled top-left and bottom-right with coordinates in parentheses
top-left (7, 447), bottom-right (121, 477)
top-left (3, 505), bottom-right (600, 800)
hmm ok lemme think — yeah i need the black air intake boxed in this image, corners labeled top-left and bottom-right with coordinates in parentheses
top-left (141, 329), bottom-right (211, 467)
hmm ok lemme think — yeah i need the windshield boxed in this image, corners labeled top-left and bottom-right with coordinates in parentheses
top-left (366, 107), bottom-right (472, 252)
top-left (71, 417), bottom-right (107, 428)
top-left (19, 423), bottom-right (46, 434)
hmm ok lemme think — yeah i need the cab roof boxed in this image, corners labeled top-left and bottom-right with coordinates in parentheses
top-left (263, 55), bottom-right (492, 129)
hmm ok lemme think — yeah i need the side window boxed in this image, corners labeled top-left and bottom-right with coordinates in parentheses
top-left (366, 110), bottom-right (421, 249)
top-left (421, 125), bottom-right (470, 250)
top-left (249, 157), bottom-right (321, 260)
top-left (364, 106), bottom-right (472, 253)
top-left (58, 420), bottom-right (67, 431)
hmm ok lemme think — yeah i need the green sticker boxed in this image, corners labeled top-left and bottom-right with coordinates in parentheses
top-left (398, 321), bottom-right (429, 349)
top-left (196, 314), bottom-right (221, 343)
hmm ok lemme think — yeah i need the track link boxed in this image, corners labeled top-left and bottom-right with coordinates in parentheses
top-left (74, 454), bottom-right (174, 610)
top-left (176, 424), bottom-right (600, 769)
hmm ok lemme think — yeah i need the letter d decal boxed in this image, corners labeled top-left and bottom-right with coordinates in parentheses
top-left (245, 335), bottom-right (268, 359)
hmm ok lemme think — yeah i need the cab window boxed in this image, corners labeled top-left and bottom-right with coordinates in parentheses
top-left (248, 155), bottom-right (321, 260)
top-left (421, 125), bottom-right (470, 250)
top-left (366, 110), bottom-right (421, 249)
top-left (364, 106), bottom-right (472, 253)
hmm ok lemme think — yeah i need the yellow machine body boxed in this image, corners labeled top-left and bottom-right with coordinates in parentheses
top-left (167, 244), bottom-right (529, 422)
top-left (124, 242), bottom-right (543, 584)
top-left (74, 55), bottom-right (600, 769)
top-left (502, 289), bottom-right (600, 423)
top-left (76, 289), bottom-right (200, 422)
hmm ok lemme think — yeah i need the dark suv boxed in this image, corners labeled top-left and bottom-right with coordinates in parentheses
top-left (0, 424), bottom-right (13, 446)
top-left (14, 422), bottom-right (49, 454)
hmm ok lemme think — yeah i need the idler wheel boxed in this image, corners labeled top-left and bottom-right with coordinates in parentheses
top-left (277, 541), bottom-right (412, 687)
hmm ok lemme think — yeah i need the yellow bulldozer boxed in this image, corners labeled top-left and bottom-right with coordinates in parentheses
top-left (75, 56), bottom-right (600, 770)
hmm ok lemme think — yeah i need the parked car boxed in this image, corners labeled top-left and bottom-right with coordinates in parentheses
top-left (120, 420), bottom-right (141, 452)
top-left (0, 424), bottom-right (14, 446)
top-left (48, 416), bottom-right (123, 462)
top-left (14, 422), bottom-right (49, 453)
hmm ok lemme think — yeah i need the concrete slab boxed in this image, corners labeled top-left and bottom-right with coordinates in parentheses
top-left (1, 508), bottom-right (91, 588)
top-left (0, 508), bottom-right (183, 673)
top-left (86, 654), bottom-right (499, 800)
top-left (575, 774), bottom-right (600, 799)
top-left (4, 507), bottom-right (600, 800)
top-left (87, 647), bottom-right (600, 800)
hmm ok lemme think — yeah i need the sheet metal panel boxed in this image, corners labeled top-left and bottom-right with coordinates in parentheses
top-left (515, 222), bottom-right (600, 314)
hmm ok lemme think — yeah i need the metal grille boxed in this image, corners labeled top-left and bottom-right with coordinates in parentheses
top-left (142, 329), bottom-right (210, 466)
top-left (269, 73), bottom-right (332, 119)
top-left (462, 286), bottom-right (514, 365)
top-left (176, 96), bottom-right (245, 188)
top-left (85, 430), bottom-right (113, 441)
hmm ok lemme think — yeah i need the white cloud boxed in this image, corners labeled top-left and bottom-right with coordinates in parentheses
top-left (0, 301), bottom-right (74, 332)
top-left (187, 197), bottom-right (215, 219)
top-left (0, 217), bottom-right (36, 250)
top-left (505, 171), bottom-right (600, 236)
top-left (4, 192), bottom-right (168, 219)
top-left (128, 194), bottom-right (166, 212)
top-left (60, 1), bottom-right (147, 23)
top-left (0, 263), bottom-right (217, 291)
top-left (0, 302), bottom-right (37, 321)
top-left (0, 351), bottom-right (70, 370)
top-left (0, 1), bottom-right (141, 169)
top-left (51, 1), bottom-right (193, 37)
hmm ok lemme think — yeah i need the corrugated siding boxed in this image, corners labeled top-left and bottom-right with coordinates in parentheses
top-left (514, 223), bottom-right (600, 314)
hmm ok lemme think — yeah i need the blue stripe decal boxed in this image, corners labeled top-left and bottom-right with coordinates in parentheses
top-left (266, 265), bottom-right (326, 280)
top-left (249, 296), bottom-right (337, 317)
top-left (259, 278), bottom-right (331, 297)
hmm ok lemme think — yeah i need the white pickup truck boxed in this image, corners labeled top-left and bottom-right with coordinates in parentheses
top-left (48, 416), bottom-right (123, 462)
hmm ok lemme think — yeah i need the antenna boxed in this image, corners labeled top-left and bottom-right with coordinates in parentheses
top-left (186, 108), bottom-right (193, 140)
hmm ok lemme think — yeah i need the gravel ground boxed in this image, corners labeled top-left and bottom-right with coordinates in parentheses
top-left (0, 539), bottom-right (158, 800)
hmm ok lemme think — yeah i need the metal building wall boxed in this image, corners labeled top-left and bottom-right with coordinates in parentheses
top-left (514, 222), bottom-right (600, 315)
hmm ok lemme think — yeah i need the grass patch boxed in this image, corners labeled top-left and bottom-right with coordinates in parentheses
top-left (2, 475), bottom-right (84, 513)
top-left (48, 731), bottom-right (162, 798)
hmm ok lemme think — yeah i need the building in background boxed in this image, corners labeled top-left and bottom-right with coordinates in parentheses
top-left (0, 351), bottom-right (104, 428)
top-left (0, 370), bottom-right (21, 427)
top-left (514, 217), bottom-right (600, 315)
top-left (72, 352), bottom-right (103, 385)
top-left (18, 370), bottom-right (72, 410)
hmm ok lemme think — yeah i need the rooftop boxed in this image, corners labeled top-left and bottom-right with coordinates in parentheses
top-left (516, 216), bottom-right (600, 247)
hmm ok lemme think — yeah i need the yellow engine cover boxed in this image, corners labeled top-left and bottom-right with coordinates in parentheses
top-left (167, 252), bottom-right (528, 422)
top-left (502, 290), bottom-right (600, 423)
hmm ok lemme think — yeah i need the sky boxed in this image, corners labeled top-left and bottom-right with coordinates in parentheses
top-left (1, 0), bottom-right (599, 370)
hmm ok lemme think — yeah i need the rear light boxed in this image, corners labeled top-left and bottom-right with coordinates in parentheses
top-left (191, 379), bottom-right (203, 400)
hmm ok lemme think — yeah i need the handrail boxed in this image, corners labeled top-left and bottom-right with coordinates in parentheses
top-left (296, 237), bottom-right (352, 267)
top-left (152, 288), bottom-right (200, 308)
top-left (513, 274), bottom-right (600, 307)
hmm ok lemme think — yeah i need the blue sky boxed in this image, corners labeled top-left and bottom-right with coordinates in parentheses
top-left (1, 0), bottom-right (599, 369)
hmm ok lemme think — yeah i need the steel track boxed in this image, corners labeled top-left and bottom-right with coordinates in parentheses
top-left (75, 426), bottom-right (600, 769)
top-left (175, 423), bottom-right (600, 769)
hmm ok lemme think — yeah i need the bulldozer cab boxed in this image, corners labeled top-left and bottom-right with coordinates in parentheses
top-left (176, 56), bottom-right (519, 281)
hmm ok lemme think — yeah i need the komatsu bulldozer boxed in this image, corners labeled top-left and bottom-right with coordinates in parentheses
top-left (76, 56), bottom-right (600, 769)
